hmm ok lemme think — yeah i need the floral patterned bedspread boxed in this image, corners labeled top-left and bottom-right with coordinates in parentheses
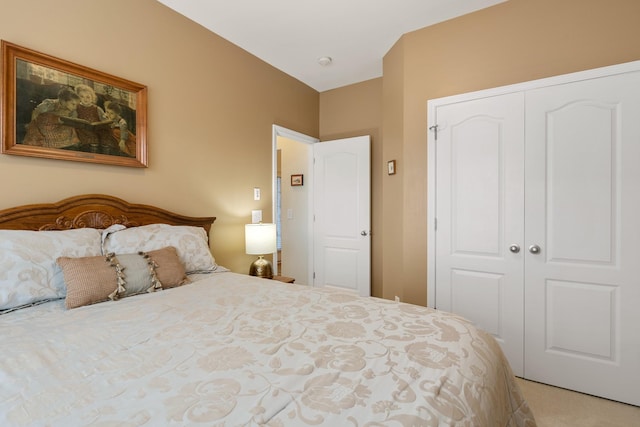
top-left (0, 272), bottom-right (536, 426)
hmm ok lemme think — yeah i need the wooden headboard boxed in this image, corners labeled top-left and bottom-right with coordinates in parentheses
top-left (0, 194), bottom-right (216, 233)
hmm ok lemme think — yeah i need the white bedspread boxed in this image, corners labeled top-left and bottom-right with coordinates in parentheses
top-left (0, 272), bottom-right (535, 426)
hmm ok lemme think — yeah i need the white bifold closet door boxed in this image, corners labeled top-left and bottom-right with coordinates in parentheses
top-left (433, 92), bottom-right (526, 376)
top-left (431, 64), bottom-right (640, 406)
top-left (523, 70), bottom-right (640, 406)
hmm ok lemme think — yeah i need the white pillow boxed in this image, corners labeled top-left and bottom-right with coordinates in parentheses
top-left (0, 228), bottom-right (103, 311)
top-left (101, 223), bottom-right (220, 274)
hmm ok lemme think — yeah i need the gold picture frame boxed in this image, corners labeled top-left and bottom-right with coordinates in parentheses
top-left (1, 40), bottom-right (147, 167)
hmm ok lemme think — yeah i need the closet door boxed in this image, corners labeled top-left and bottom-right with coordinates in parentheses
top-left (433, 92), bottom-right (525, 375)
top-left (524, 71), bottom-right (640, 406)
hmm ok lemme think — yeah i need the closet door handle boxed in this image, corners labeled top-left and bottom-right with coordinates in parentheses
top-left (509, 244), bottom-right (520, 253)
top-left (529, 244), bottom-right (541, 254)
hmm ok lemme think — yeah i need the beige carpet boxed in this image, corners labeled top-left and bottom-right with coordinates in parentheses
top-left (516, 378), bottom-right (640, 427)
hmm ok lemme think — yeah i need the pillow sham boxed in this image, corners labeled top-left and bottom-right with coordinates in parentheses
top-left (101, 223), bottom-right (220, 274)
top-left (58, 246), bottom-right (190, 309)
top-left (0, 228), bottom-right (102, 311)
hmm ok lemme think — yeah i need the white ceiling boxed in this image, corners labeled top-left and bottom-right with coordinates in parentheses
top-left (157, 0), bottom-right (507, 92)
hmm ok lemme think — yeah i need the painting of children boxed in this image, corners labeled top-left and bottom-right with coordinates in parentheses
top-left (2, 41), bottom-right (147, 167)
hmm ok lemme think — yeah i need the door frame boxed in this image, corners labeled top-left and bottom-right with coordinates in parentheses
top-left (426, 60), bottom-right (640, 309)
top-left (272, 125), bottom-right (318, 283)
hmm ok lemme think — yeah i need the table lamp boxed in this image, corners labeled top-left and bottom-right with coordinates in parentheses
top-left (245, 223), bottom-right (277, 278)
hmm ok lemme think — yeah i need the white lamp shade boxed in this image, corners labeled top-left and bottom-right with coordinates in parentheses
top-left (245, 223), bottom-right (277, 255)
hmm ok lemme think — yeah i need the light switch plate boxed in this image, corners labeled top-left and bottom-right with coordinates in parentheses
top-left (251, 210), bottom-right (262, 223)
top-left (253, 187), bottom-right (261, 200)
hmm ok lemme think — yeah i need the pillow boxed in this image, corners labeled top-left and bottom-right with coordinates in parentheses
top-left (0, 228), bottom-right (102, 311)
top-left (101, 223), bottom-right (219, 274)
top-left (58, 246), bottom-right (190, 309)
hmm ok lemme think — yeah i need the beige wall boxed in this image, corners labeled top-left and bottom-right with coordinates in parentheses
top-left (319, 78), bottom-right (383, 297)
top-left (380, 39), bottom-right (406, 303)
top-left (0, 0), bottom-right (319, 273)
top-left (382, 0), bottom-right (640, 305)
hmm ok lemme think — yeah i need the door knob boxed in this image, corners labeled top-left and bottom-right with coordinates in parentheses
top-left (529, 244), bottom-right (541, 254)
top-left (360, 230), bottom-right (368, 236)
top-left (509, 244), bottom-right (520, 253)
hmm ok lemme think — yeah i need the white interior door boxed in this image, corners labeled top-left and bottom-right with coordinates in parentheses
top-left (524, 71), bottom-right (640, 406)
top-left (433, 93), bottom-right (525, 375)
top-left (313, 136), bottom-right (371, 296)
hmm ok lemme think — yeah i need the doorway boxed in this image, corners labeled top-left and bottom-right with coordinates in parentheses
top-left (272, 125), bottom-right (372, 296)
top-left (272, 125), bottom-right (317, 286)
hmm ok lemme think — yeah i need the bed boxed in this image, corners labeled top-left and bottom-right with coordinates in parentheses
top-left (0, 194), bottom-right (536, 427)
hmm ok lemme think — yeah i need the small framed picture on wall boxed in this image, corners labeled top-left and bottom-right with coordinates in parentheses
top-left (387, 160), bottom-right (396, 175)
top-left (291, 174), bottom-right (303, 186)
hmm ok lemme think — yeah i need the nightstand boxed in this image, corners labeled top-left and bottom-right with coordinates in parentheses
top-left (271, 275), bottom-right (295, 283)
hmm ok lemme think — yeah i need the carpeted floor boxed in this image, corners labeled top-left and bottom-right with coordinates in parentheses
top-left (516, 378), bottom-right (640, 427)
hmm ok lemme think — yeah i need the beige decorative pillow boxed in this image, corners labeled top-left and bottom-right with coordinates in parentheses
top-left (58, 246), bottom-right (190, 309)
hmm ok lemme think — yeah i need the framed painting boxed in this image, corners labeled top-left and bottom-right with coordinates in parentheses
top-left (1, 40), bottom-right (147, 167)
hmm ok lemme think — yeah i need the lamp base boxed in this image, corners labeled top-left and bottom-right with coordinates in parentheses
top-left (249, 255), bottom-right (273, 278)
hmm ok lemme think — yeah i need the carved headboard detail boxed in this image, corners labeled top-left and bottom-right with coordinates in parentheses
top-left (0, 194), bottom-right (216, 234)
top-left (39, 211), bottom-right (141, 231)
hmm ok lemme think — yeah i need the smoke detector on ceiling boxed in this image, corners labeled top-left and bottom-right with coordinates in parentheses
top-left (317, 56), bottom-right (333, 66)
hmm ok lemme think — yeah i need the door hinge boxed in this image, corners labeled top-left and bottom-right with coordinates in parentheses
top-left (429, 125), bottom-right (438, 140)
top-left (434, 217), bottom-right (437, 230)
top-left (313, 272), bottom-right (316, 279)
